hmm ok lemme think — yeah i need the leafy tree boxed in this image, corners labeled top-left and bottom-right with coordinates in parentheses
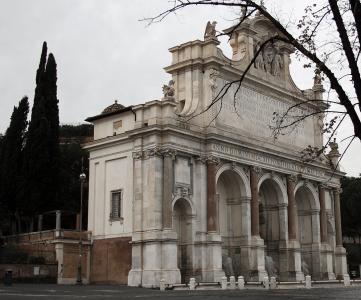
top-left (21, 42), bottom-right (60, 220)
top-left (341, 176), bottom-right (361, 238)
top-left (0, 97), bottom-right (29, 234)
top-left (147, 0), bottom-right (361, 160)
top-left (59, 124), bottom-right (93, 139)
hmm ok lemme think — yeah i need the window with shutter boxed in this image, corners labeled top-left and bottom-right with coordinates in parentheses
top-left (110, 190), bottom-right (122, 220)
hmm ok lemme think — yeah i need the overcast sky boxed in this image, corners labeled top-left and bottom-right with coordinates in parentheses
top-left (0, 0), bottom-right (360, 176)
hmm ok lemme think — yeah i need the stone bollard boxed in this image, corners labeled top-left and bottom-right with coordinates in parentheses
top-left (270, 276), bottom-right (277, 289)
top-left (160, 278), bottom-right (165, 291)
top-left (238, 276), bottom-right (245, 289)
top-left (305, 275), bottom-right (311, 289)
top-left (229, 276), bottom-right (236, 289)
top-left (189, 278), bottom-right (196, 290)
top-left (343, 274), bottom-right (350, 287)
top-left (221, 276), bottom-right (227, 289)
top-left (263, 276), bottom-right (269, 289)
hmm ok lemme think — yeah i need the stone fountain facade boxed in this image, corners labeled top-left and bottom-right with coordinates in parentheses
top-left (84, 15), bottom-right (347, 287)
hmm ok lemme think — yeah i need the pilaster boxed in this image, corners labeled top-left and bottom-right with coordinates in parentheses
top-left (280, 175), bottom-right (303, 281)
top-left (333, 188), bottom-right (348, 279)
top-left (318, 184), bottom-right (335, 280)
top-left (248, 166), bottom-right (266, 281)
top-left (128, 147), bottom-right (181, 287)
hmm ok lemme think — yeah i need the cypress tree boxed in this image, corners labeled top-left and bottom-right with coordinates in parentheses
top-left (0, 97), bottom-right (29, 233)
top-left (22, 42), bottom-right (60, 217)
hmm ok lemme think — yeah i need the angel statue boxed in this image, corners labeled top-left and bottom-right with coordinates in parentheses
top-left (204, 21), bottom-right (217, 39)
top-left (162, 80), bottom-right (175, 99)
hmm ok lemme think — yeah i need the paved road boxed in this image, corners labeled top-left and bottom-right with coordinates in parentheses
top-left (1, 284), bottom-right (361, 300)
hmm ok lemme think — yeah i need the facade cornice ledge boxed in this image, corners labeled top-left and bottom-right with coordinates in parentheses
top-left (164, 56), bottom-right (226, 73)
top-left (164, 58), bottom-right (205, 73)
top-left (168, 39), bottom-right (204, 52)
top-left (82, 130), bottom-right (139, 151)
top-left (205, 137), bottom-right (342, 181)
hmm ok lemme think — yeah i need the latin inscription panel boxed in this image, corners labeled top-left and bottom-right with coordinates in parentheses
top-left (213, 83), bottom-right (315, 149)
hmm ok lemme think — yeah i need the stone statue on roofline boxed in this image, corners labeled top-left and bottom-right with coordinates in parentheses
top-left (162, 79), bottom-right (175, 100)
top-left (241, 6), bottom-right (247, 19)
top-left (314, 68), bottom-right (322, 85)
top-left (204, 21), bottom-right (217, 39)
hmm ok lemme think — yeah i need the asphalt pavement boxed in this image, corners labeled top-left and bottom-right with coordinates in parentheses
top-left (0, 284), bottom-right (361, 299)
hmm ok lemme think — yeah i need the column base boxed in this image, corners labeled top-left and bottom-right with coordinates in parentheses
top-left (128, 230), bottom-right (181, 287)
top-left (128, 269), bottom-right (181, 288)
top-left (247, 236), bottom-right (267, 282)
top-left (335, 246), bottom-right (348, 279)
top-left (320, 243), bottom-right (336, 280)
top-left (279, 240), bottom-right (304, 282)
top-left (203, 232), bottom-right (225, 282)
top-left (128, 269), bottom-right (142, 287)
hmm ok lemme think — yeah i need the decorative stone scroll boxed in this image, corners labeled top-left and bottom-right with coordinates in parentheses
top-left (209, 68), bottom-right (220, 95)
top-left (175, 185), bottom-right (191, 198)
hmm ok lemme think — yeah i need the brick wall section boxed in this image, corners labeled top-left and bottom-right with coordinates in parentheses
top-left (90, 237), bottom-right (131, 284)
top-left (0, 264), bottom-right (57, 281)
top-left (62, 243), bottom-right (89, 279)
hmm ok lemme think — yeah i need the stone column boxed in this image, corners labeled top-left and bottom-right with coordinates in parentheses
top-left (162, 149), bottom-right (176, 229)
top-left (334, 188), bottom-right (348, 279)
top-left (333, 189), bottom-right (343, 247)
top-left (318, 184), bottom-right (335, 280)
top-left (287, 175), bottom-right (298, 241)
top-left (281, 175), bottom-right (303, 282)
top-left (250, 166), bottom-right (259, 237)
top-left (248, 166), bottom-right (266, 282)
top-left (128, 150), bottom-right (144, 287)
top-left (239, 196), bottom-right (252, 275)
top-left (203, 156), bottom-right (224, 282)
top-left (318, 185), bottom-right (327, 243)
top-left (207, 156), bottom-right (219, 232)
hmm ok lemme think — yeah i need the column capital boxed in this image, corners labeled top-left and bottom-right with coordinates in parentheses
top-left (333, 187), bottom-right (342, 194)
top-left (194, 155), bottom-right (219, 165)
top-left (161, 148), bottom-right (177, 160)
top-left (250, 165), bottom-right (262, 174)
top-left (144, 146), bottom-right (163, 158)
top-left (132, 150), bottom-right (143, 160)
top-left (196, 155), bottom-right (221, 165)
top-left (278, 203), bottom-right (288, 209)
top-left (240, 196), bottom-right (252, 203)
top-left (207, 155), bottom-right (220, 165)
top-left (287, 174), bottom-right (298, 183)
top-left (318, 183), bottom-right (328, 189)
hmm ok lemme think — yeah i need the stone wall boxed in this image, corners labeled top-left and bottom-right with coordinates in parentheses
top-left (0, 264), bottom-right (57, 282)
top-left (90, 237), bottom-right (131, 284)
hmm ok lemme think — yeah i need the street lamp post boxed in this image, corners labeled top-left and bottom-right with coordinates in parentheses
top-left (77, 172), bottom-right (86, 285)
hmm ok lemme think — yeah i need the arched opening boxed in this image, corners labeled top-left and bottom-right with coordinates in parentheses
top-left (295, 186), bottom-right (314, 276)
top-left (217, 169), bottom-right (247, 278)
top-left (173, 198), bottom-right (193, 283)
top-left (259, 178), bottom-right (282, 278)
